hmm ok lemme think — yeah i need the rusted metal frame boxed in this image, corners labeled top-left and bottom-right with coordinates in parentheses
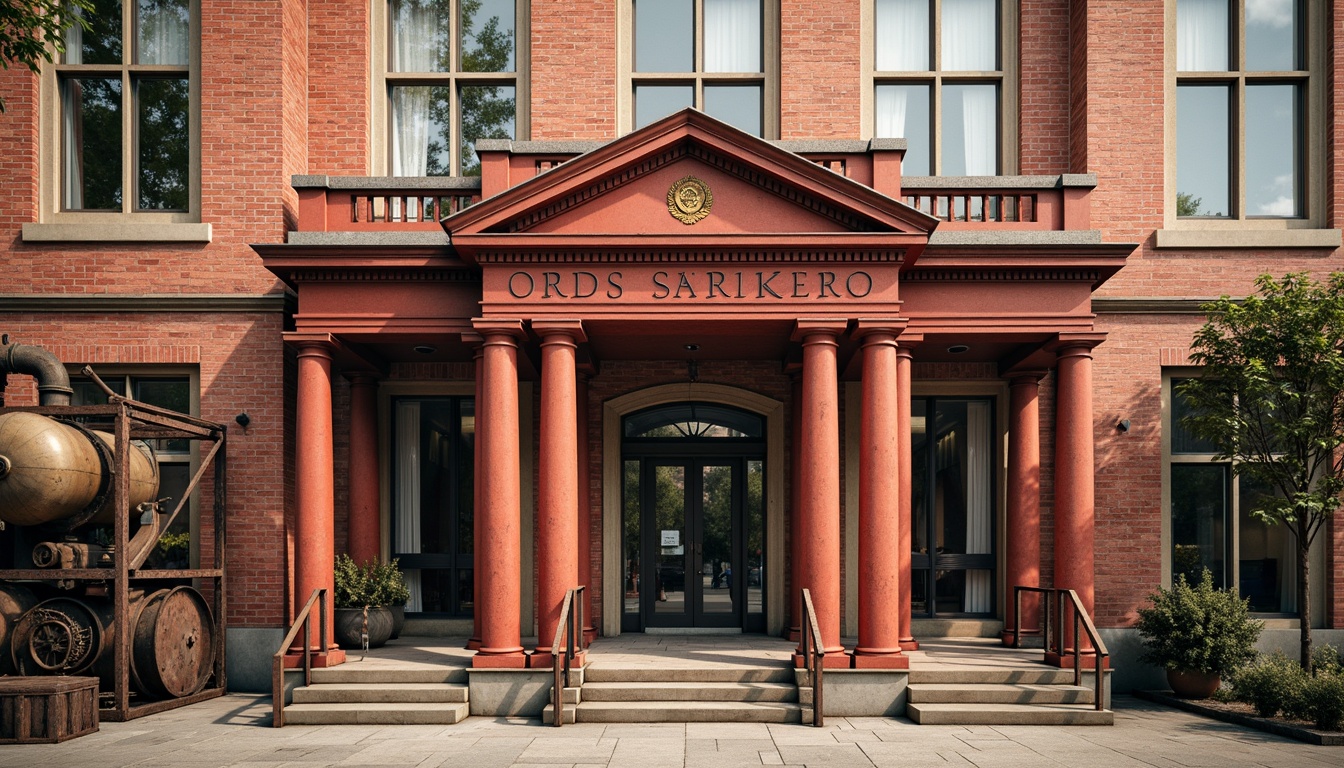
top-left (127, 436), bottom-right (223, 571)
top-left (272, 588), bottom-right (327, 728)
top-left (214, 430), bottom-right (228, 697)
top-left (103, 687), bottom-right (225, 722)
top-left (801, 589), bottom-right (824, 727)
top-left (112, 400), bottom-right (132, 716)
top-left (1010, 585), bottom-right (1051, 649)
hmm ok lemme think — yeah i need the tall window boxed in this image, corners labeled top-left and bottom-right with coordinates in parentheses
top-left (873, 0), bottom-right (1008, 175)
top-left (393, 397), bottom-right (475, 615)
top-left (1167, 377), bottom-right (1295, 613)
top-left (627, 0), bottom-right (776, 137)
top-left (1175, 0), bottom-right (1306, 219)
top-left (70, 372), bottom-right (198, 564)
top-left (56, 0), bottom-right (194, 213)
top-left (380, 0), bottom-right (521, 176)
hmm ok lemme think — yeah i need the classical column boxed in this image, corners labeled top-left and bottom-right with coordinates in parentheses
top-left (346, 373), bottom-right (380, 566)
top-left (534, 320), bottom-right (584, 664)
top-left (577, 368), bottom-right (597, 644)
top-left (853, 323), bottom-right (908, 668)
top-left (1052, 335), bottom-right (1102, 658)
top-left (897, 339), bottom-right (919, 650)
top-left (472, 320), bottom-right (527, 668)
top-left (466, 336), bottom-right (484, 650)
top-left (793, 320), bottom-right (848, 664)
top-left (788, 371), bottom-right (802, 642)
top-left (1002, 371), bottom-right (1045, 645)
top-left (293, 336), bottom-right (343, 663)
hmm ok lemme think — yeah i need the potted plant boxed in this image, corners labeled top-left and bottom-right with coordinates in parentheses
top-left (371, 558), bottom-right (410, 639)
top-left (333, 554), bottom-right (395, 649)
top-left (1136, 568), bottom-right (1262, 698)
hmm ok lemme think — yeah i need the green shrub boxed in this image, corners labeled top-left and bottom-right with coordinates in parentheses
top-left (369, 558), bottom-right (410, 606)
top-left (1230, 652), bottom-right (1307, 718)
top-left (1136, 569), bottom-right (1263, 675)
top-left (1296, 671), bottom-right (1344, 731)
top-left (1312, 644), bottom-right (1344, 677)
top-left (334, 554), bottom-right (409, 608)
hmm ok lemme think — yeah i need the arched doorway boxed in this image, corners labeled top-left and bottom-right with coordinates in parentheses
top-left (602, 385), bottom-right (785, 635)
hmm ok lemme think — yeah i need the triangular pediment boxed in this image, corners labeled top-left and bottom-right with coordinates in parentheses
top-left (444, 110), bottom-right (936, 261)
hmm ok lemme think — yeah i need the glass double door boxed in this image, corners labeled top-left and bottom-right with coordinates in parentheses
top-left (629, 458), bottom-right (755, 629)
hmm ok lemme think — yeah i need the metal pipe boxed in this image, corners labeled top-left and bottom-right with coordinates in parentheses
top-left (1, 337), bottom-right (73, 406)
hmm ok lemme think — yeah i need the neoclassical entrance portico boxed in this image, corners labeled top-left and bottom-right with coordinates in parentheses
top-left (259, 110), bottom-right (1131, 671)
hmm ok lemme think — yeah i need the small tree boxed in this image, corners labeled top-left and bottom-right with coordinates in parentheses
top-left (1178, 272), bottom-right (1344, 671)
top-left (0, 1), bottom-right (94, 112)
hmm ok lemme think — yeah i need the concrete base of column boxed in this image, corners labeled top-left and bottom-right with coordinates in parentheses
top-left (1000, 628), bottom-right (1043, 647)
top-left (899, 637), bottom-right (919, 651)
top-left (850, 651), bottom-right (910, 670)
top-left (473, 650), bottom-right (530, 669)
top-left (282, 648), bottom-right (346, 669)
top-left (1044, 650), bottom-right (1109, 670)
top-left (793, 652), bottom-right (854, 669)
top-left (465, 637), bottom-right (482, 650)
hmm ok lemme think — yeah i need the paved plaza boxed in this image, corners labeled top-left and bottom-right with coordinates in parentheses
top-left (2, 694), bottom-right (1341, 768)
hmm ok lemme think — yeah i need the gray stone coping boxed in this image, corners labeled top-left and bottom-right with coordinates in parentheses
top-left (903, 174), bottom-right (1098, 189)
top-left (291, 175), bottom-right (482, 191)
top-left (928, 230), bottom-right (1105, 246)
top-left (286, 231), bottom-right (451, 247)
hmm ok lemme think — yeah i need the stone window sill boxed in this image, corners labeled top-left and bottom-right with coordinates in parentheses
top-left (22, 222), bottom-right (212, 243)
top-left (1155, 228), bottom-right (1341, 250)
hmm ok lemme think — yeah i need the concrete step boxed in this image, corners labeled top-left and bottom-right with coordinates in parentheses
top-left (907, 667), bottom-right (1076, 686)
top-left (283, 701), bottom-right (470, 725)
top-left (583, 666), bottom-right (793, 684)
top-left (582, 681), bottom-right (797, 703)
top-left (541, 703), bottom-right (576, 725)
top-left (309, 666), bottom-right (468, 685)
top-left (565, 700), bottom-right (803, 723)
top-left (907, 702), bottom-right (1113, 726)
top-left (292, 683), bottom-right (468, 705)
top-left (907, 683), bottom-right (1093, 705)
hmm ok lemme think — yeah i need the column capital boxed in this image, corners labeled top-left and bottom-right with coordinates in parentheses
top-left (791, 318), bottom-right (849, 343)
top-left (895, 332), bottom-right (924, 352)
top-left (343, 371), bottom-right (381, 386)
top-left (853, 318), bottom-right (907, 342)
top-left (1046, 332), bottom-right (1106, 356)
top-left (1006, 369), bottom-right (1048, 386)
top-left (532, 319), bottom-right (587, 344)
top-left (472, 318), bottom-right (526, 344)
top-left (284, 332), bottom-right (338, 358)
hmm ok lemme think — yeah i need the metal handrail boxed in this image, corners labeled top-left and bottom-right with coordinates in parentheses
top-left (550, 585), bottom-right (586, 727)
top-left (800, 589), bottom-right (825, 726)
top-left (1011, 585), bottom-right (1110, 712)
top-left (272, 588), bottom-right (327, 728)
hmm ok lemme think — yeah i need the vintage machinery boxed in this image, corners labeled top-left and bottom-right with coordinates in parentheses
top-left (0, 337), bottom-right (227, 721)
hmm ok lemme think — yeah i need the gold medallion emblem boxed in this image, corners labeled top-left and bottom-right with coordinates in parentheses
top-left (667, 176), bottom-right (713, 225)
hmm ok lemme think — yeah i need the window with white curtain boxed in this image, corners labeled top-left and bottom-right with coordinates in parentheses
top-left (56, 0), bottom-right (195, 213)
top-left (627, 0), bottom-right (776, 137)
top-left (1174, 0), bottom-right (1307, 219)
top-left (1167, 377), bottom-right (1297, 613)
top-left (380, 0), bottom-right (522, 176)
top-left (873, 0), bottom-right (1006, 175)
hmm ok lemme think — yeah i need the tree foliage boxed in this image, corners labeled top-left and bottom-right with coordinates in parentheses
top-left (1178, 272), bottom-right (1344, 670)
top-left (0, 1), bottom-right (93, 112)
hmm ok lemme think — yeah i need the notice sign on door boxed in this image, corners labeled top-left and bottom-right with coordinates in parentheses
top-left (661, 530), bottom-right (680, 547)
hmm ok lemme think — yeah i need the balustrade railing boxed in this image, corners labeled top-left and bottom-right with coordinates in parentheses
top-left (1012, 586), bottom-right (1109, 711)
top-left (272, 588), bottom-right (328, 728)
top-left (550, 585), bottom-right (586, 727)
top-left (799, 589), bottom-right (825, 727)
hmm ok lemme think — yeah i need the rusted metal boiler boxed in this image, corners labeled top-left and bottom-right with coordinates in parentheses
top-left (0, 337), bottom-right (228, 721)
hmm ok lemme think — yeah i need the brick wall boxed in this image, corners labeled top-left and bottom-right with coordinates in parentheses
top-left (780, 0), bottom-right (861, 139)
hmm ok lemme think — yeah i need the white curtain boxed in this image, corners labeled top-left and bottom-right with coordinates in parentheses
top-left (61, 81), bottom-right (83, 210)
top-left (942, 0), bottom-right (996, 71)
top-left (391, 0), bottom-right (439, 177)
top-left (705, 0), bottom-right (760, 73)
top-left (964, 401), bottom-right (992, 613)
top-left (875, 85), bottom-right (908, 138)
top-left (395, 401), bottom-right (423, 612)
top-left (957, 85), bottom-right (997, 175)
top-left (1177, 0), bottom-right (1229, 71)
top-left (138, 0), bottom-right (190, 66)
top-left (876, 0), bottom-right (929, 71)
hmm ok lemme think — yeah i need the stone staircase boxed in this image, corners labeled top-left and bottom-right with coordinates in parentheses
top-left (544, 664), bottom-right (802, 724)
top-left (905, 667), bottom-right (1112, 725)
top-left (284, 662), bottom-right (471, 725)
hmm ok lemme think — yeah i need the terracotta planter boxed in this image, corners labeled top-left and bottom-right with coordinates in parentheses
top-left (334, 606), bottom-right (394, 650)
top-left (1167, 668), bottom-right (1221, 699)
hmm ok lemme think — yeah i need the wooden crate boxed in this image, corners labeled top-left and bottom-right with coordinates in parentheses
top-left (0, 677), bottom-right (99, 743)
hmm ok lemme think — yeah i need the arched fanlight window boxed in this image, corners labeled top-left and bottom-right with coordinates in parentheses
top-left (623, 403), bottom-right (763, 439)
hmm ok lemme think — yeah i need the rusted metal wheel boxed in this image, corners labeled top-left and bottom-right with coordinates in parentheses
top-left (131, 587), bottom-right (215, 699)
top-left (10, 598), bottom-right (104, 676)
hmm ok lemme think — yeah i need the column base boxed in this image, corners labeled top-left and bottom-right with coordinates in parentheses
top-left (465, 636), bottom-right (482, 650)
top-left (530, 650), bottom-right (587, 669)
top-left (1000, 628), bottom-right (1042, 647)
top-left (898, 637), bottom-right (919, 651)
top-left (472, 650), bottom-right (530, 669)
top-left (282, 648), bottom-right (346, 669)
top-left (1044, 649), bottom-right (1109, 670)
top-left (785, 626), bottom-right (800, 643)
top-left (793, 651), bottom-right (853, 669)
top-left (850, 650), bottom-right (910, 669)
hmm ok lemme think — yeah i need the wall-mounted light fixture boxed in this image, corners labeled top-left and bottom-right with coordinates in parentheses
top-left (235, 412), bottom-right (251, 434)
top-left (1117, 419), bottom-right (1130, 433)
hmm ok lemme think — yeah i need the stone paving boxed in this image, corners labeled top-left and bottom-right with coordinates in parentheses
top-left (3, 693), bottom-right (1342, 768)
